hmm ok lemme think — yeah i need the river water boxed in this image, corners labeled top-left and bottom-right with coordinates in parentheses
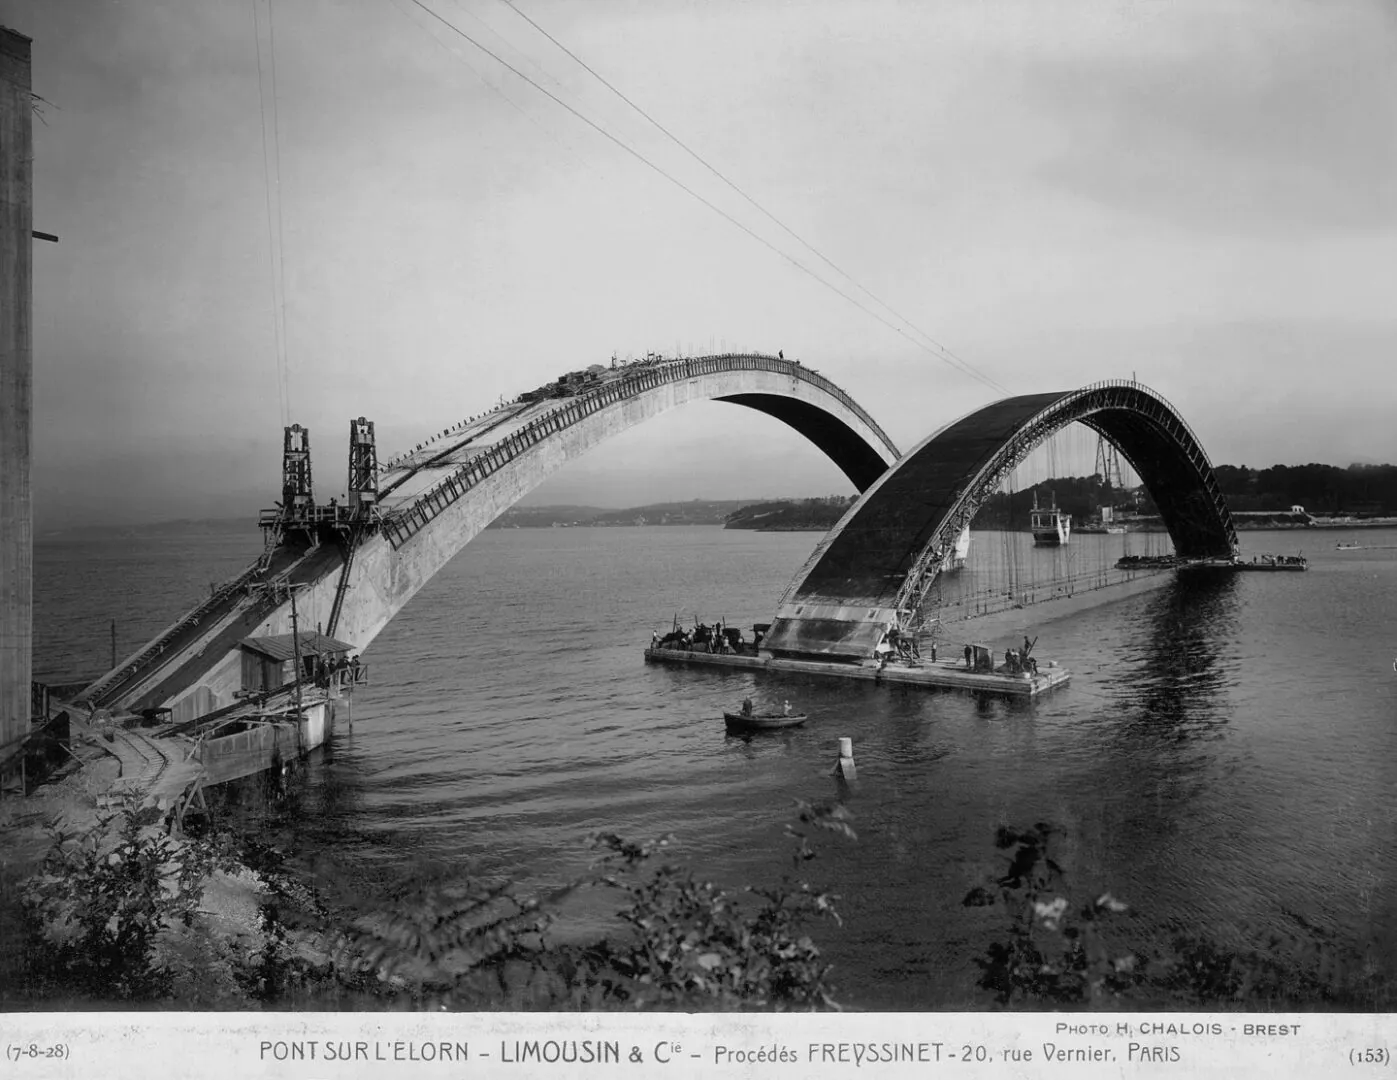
top-left (32, 522), bottom-right (1397, 1009)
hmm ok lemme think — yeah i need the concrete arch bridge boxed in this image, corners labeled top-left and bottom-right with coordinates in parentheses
top-left (762, 380), bottom-right (1238, 660)
top-left (76, 354), bottom-right (899, 722)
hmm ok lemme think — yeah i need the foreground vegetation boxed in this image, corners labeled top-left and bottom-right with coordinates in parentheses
top-left (11, 797), bottom-right (1385, 1011)
top-left (14, 797), bottom-right (855, 1010)
top-left (961, 823), bottom-right (1387, 1010)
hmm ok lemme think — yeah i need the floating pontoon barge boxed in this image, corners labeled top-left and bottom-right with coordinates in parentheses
top-left (644, 645), bottom-right (1070, 697)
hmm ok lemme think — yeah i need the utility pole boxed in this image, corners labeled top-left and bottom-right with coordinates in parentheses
top-left (248, 579), bottom-right (310, 716)
top-left (288, 587), bottom-right (303, 715)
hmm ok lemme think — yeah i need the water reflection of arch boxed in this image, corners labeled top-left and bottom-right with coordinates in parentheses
top-left (1079, 570), bottom-right (1249, 939)
top-left (1116, 570), bottom-right (1242, 736)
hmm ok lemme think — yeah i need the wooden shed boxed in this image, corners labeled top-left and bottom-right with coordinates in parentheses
top-left (238, 631), bottom-right (355, 693)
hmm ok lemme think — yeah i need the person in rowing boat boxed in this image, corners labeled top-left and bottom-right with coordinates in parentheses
top-left (783, 700), bottom-right (792, 716)
top-left (741, 697), bottom-right (754, 717)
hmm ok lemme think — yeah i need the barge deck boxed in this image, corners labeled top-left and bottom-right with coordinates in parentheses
top-left (644, 646), bottom-right (1070, 697)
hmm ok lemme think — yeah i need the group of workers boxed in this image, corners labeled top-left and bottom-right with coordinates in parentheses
top-left (653, 621), bottom-right (758, 655)
top-left (1001, 644), bottom-right (1039, 676)
top-left (312, 652), bottom-right (363, 689)
top-left (739, 697), bottom-right (793, 717)
top-left (876, 626), bottom-right (1043, 676)
top-left (961, 636), bottom-right (1039, 677)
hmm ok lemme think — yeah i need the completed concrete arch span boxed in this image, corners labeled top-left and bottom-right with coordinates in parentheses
top-left (762, 380), bottom-right (1238, 661)
top-left (84, 354), bottom-right (899, 718)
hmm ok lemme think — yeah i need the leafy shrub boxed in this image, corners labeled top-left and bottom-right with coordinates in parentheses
top-left (964, 823), bottom-right (1388, 1010)
top-left (582, 815), bottom-right (847, 1010)
top-left (319, 799), bottom-right (856, 1011)
top-left (20, 797), bottom-right (239, 1000)
top-left (19, 793), bottom-right (856, 1010)
top-left (962, 823), bottom-right (1143, 1006)
top-left (323, 870), bottom-right (565, 1008)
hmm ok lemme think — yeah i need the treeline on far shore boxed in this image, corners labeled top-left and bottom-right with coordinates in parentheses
top-left (485, 463), bottom-right (1397, 533)
top-left (1213, 462), bottom-right (1397, 514)
top-left (721, 462), bottom-right (1397, 533)
top-left (973, 463), bottom-right (1397, 530)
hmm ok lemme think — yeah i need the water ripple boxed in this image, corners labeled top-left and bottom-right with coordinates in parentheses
top-left (33, 523), bottom-right (1397, 1008)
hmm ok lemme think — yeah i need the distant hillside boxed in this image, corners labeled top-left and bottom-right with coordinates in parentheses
top-left (725, 496), bottom-right (854, 531)
top-left (487, 500), bottom-right (753, 528)
top-left (487, 505), bottom-right (609, 528)
top-left (37, 460), bottom-right (1397, 538)
top-left (589, 500), bottom-right (752, 526)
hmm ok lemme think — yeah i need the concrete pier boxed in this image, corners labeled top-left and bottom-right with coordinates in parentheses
top-left (0, 28), bottom-right (32, 783)
top-left (644, 646), bottom-right (1070, 697)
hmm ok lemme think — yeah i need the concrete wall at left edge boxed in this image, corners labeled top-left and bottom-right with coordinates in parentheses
top-left (0, 27), bottom-right (33, 784)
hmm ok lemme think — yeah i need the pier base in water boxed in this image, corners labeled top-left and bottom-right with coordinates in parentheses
top-left (643, 647), bottom-right (1070, 697)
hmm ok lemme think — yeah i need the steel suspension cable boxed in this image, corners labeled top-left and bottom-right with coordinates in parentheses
top-left (494, 0), bottom-right (1009, 396)
top-left (266, 0), bottom-right (292, 420)
top-left (252, 0), bottom-right (290, 428)
top-left (399, 0), bottom-right (1008, 396)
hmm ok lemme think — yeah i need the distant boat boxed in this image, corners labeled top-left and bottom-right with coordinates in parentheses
top-left (1336, 541), bottom-right (1361, 550)
top-left (1076, 502), bottom-right (1125, 535)
top-left (1076, 521), bottom-right (1125, 535)
top-left (1031, 491), bottom-right (1071, 546)
top-left (724, 709), bottom-right (807, 732)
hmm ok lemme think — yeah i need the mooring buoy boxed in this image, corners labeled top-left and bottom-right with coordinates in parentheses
top-left (834, 736), bottom-right (857, 781)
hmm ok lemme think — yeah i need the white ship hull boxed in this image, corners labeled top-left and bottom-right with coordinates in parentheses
top-left (1031, 512), bottom-right (1071, 546)
top-left (940, 524), bottom-right (972, 571)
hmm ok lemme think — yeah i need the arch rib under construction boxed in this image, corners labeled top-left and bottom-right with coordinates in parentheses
top-left (78, 354), bottom-right (900, 722)
top-left (762, 380), bottom-right (1238, 661)
top-left (375, 353), bottom-right (898, 550)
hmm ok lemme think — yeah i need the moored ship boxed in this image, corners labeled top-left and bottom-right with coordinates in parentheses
top-left (1030, 491), bottom-right (1071, 546)
top-left (941, 523), bottom-right (971, 571)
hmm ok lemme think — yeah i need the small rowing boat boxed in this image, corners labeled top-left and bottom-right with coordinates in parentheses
top-left (724, 710), bottom-right (808, 732)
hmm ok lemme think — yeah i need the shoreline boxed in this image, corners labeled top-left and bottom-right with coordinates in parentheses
top-left (725, 520), bottom-right (1397, 534)
top-left (0, 711), bottom-right (327, 1009)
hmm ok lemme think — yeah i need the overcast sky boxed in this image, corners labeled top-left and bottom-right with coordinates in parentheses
top-left (6, 0), bottom-right (1395, 525)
